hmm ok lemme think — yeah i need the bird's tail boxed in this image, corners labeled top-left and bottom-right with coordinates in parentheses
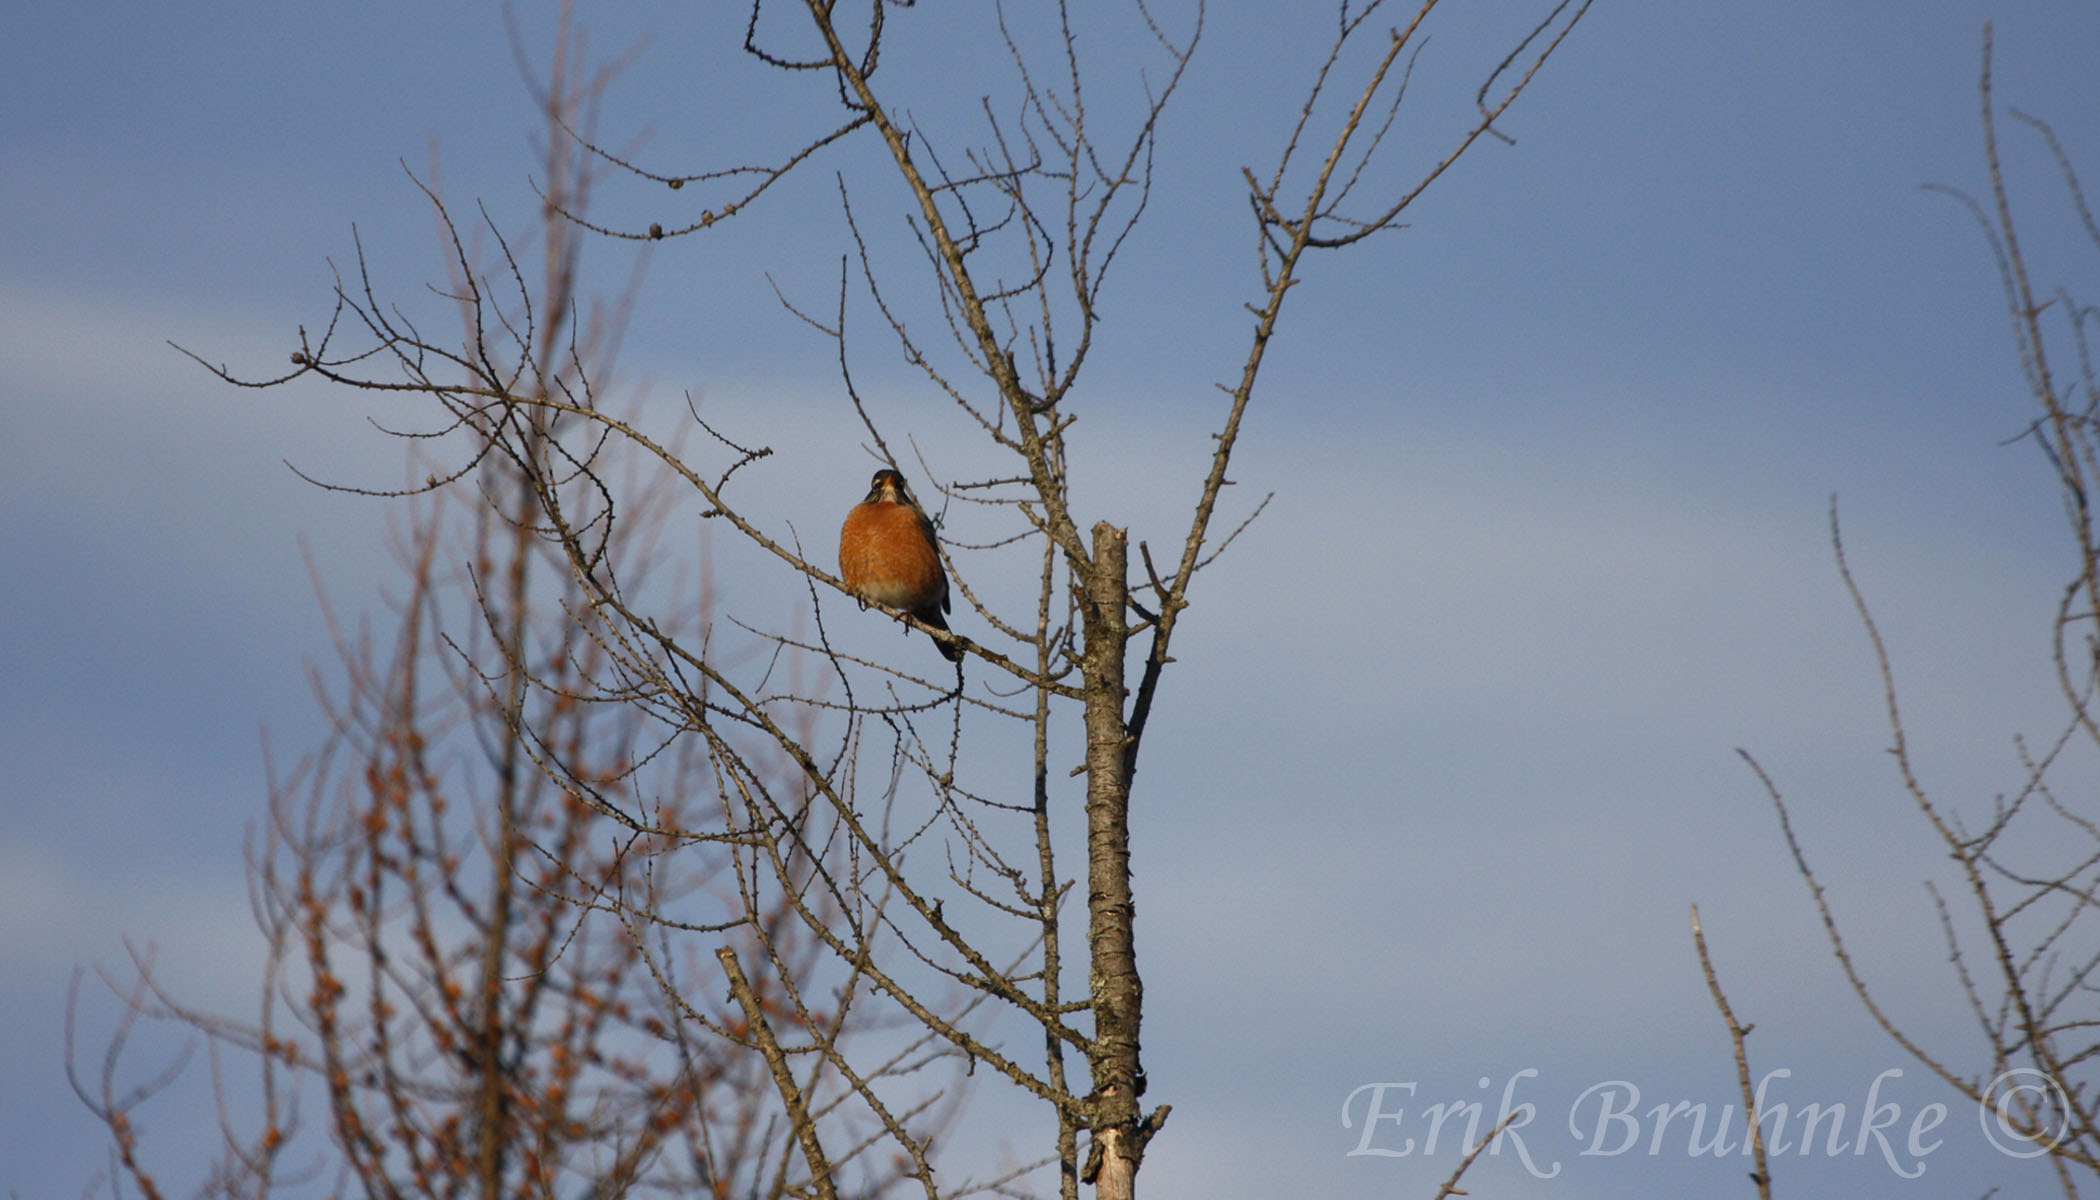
top-left (923, 611), bottom-right (965, 662)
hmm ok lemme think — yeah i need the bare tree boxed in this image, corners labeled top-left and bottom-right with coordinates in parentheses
top-left (73, 16), bottom-right (952, 1198)
top-left (123, 3), bottom-right (1594, 1198)
top-left (1744, 23), bottom-right (2100, 1197)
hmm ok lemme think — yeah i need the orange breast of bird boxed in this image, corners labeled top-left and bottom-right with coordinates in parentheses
top-left (839, 499), bottom-right (948, 620)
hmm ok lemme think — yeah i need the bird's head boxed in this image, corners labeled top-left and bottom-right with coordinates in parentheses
top-left (865, 468), bottom-right (911, 505)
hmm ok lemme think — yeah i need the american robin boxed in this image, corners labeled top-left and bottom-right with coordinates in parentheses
top-left (838, 468), bottom-right (964, 662)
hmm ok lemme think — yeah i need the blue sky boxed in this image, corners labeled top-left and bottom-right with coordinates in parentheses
top-left (6, 2), bottom-right (2100, 1196)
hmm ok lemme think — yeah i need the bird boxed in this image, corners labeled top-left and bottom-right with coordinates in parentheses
top-left (839, 468), bottom-right (964, 662)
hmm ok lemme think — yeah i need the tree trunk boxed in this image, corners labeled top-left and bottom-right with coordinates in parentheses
top-left (1081, 522), bottom-right (1145, 1198)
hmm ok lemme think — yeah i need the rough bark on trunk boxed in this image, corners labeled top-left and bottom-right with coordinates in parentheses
top-left (1081, 522), bottom-right (1145, 1198)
